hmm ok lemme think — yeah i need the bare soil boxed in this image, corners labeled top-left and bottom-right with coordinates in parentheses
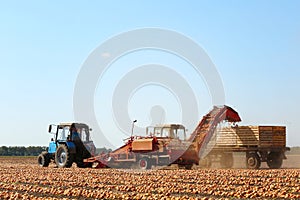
top-left (0, 156), bottom-right (300, 199)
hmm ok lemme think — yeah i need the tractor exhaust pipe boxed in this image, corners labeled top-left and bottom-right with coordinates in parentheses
top-left (131, 120), bottom-right (137, 138)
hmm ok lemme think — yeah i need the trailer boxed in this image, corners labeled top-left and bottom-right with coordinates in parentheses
top-left (201, 125), bottom-right (290, 169)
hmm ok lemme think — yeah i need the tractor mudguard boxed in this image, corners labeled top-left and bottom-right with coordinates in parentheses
top-left (65, 141), bottom-right (76, 154)
top-left (48, 141), bottom-right (57, 154)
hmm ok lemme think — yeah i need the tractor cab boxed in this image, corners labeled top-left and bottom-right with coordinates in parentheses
top-left (38, 122), bottom-right (96, 168)
top-left (52, 123), bottom-right (92, 142)
top-left (146, 124), bottom-right (186, 140)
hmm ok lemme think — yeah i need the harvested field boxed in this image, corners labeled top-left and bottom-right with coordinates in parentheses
top-left (0, 157), bottom-right (300, 199)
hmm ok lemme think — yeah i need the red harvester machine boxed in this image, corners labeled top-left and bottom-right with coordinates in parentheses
top-left (84, 105), bottom-right (241, 169)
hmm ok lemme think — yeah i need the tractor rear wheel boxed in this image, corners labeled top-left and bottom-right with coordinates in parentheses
top-left (138, 158), bottom-right (151, 170)
top-left (37, 151), bottom-right (50, 167)
top-left (267, 152), bottom-right (283, 169)
top-left (55, 145), bottom-right (73, 168)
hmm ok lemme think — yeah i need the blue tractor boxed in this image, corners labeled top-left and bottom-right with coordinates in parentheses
top-left (37, 123), bottom-right (96, 168)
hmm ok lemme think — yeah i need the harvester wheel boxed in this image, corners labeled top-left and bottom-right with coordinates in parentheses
top-left (267, 152), bottom-right (283, 169)
top-left (246, 152), bottom-right (261, 169)
top-left (55, 145), bottom-right (73, 168)
top-left (184, 164), bottom-right (193, 170)
top-left (138, 158), bottom-right (151, 170)
top-left (37, 152), bottom-right (50, 167)
top-left (77, 161), bottom-right (93, 168)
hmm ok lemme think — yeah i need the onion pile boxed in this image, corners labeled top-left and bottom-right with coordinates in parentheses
top-left (0, 157), bottom-right (299, 199)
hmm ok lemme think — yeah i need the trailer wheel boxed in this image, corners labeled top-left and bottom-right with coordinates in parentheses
top-left (220, 153), bottom-right (234, 168)
top-left (37, 152), bottom-right (50, 167)
top-left (55, 145), bottom-right (73, 168)
top-left (246, 153), bottom-right (261, 169)
top-left (138, 158), bottom-right (151, 170)
top-left (267, 152), bottom-right (283, 169)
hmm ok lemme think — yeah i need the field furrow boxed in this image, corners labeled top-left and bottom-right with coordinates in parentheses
top-left (0, 157), bottom-right (300, 199)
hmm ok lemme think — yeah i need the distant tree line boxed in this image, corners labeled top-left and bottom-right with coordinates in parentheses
top-left (0, 146), bottom-right (112, 156)
top-left (0, 146), bottom-right (46, 156)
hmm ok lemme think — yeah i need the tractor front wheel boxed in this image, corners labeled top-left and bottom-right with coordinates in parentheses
top-left (37, 151), bottom-right (50, 167)
top-left (55, 145), bottom-right (73, 168)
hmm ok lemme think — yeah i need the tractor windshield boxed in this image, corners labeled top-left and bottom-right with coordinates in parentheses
top-left (57, 127), bottom-right (70, 141)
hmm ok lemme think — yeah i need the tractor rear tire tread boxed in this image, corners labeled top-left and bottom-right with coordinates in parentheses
top-left (55, 144), bottom-right (74, 168)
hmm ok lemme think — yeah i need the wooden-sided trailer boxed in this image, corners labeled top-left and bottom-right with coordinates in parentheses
top-left (202, 126), bottom-right (290, 169)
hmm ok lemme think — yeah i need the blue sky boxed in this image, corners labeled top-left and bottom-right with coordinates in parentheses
top-left (0, 1), bottom-right (299, 147)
